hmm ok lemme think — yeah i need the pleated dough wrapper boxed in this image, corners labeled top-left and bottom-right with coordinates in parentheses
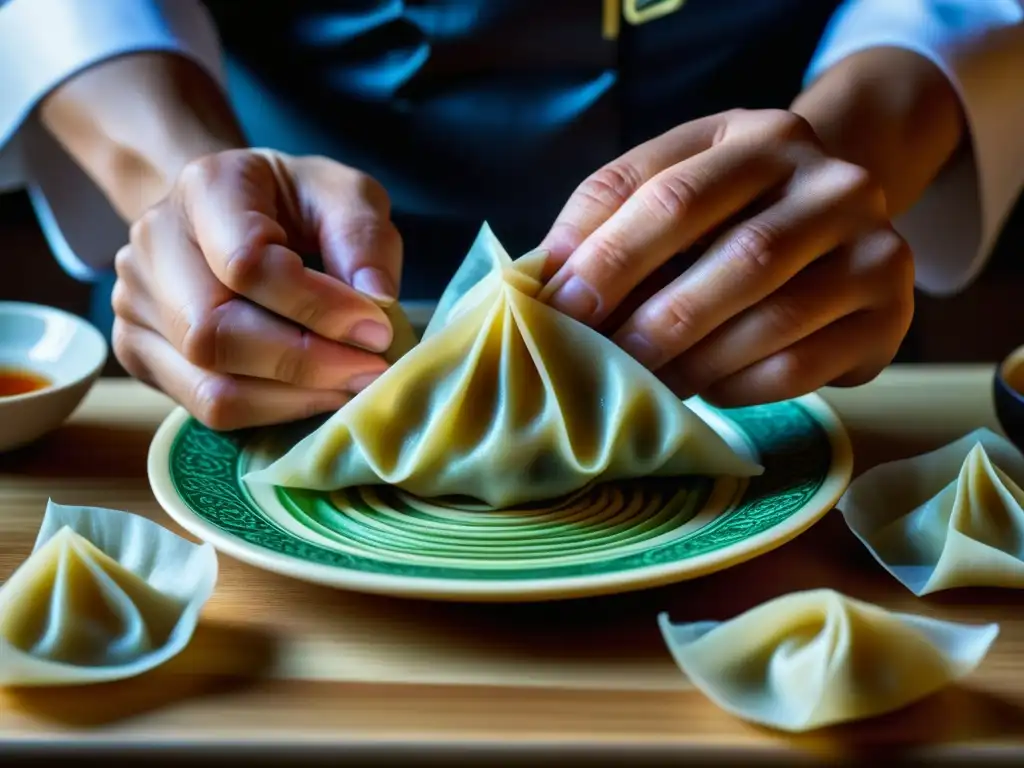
top-left (839, 428), bottom-right (1024, 595)
top-left (247, 223), bottom-right (761, 507)
top-left (0, 501), bottom-right (218, 686)
top-left (658, 589), bottom-right (998, 732)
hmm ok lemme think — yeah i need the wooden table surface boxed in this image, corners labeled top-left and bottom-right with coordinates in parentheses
top-left (2, 367), bottom-right (1023, 763)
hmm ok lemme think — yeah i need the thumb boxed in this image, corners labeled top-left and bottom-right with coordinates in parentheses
top-left (286, 155), bottom-right (403, 304)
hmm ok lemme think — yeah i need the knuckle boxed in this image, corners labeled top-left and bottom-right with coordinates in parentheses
top-left (577, 163), bottom-right (645, 211)
top-left (643, 292), bottom-right (702, 350)
top-left (219, 219), bottom-right (276, 293)
top-left (333, 212), bottom-right (398, 253)
top-left (113, 244), bottom-right (134, 278)
top-left (290, 299), bottom-right (328, 332)
top-left (110, 278), bottom-right (133, 320)
top-left (887, 235), bottom-right (916, 292)
top-left (765, 348), bottom-right (807, 393)
top-left (111, 320), bottom-right (159, 390)
top-left (857, 228), bottom-right (916, 296)
top-left (642, 170), bottom-right (701, 221)
top-left (720, 221), bottom-right (780, 276)
top-left (764, 295), bottom-right (806, 336)
top-left (585, 237), bottom-right (634, 279)
top-left (273, 334), bottom-right (313, 384)
top-left (272, 353), bottom-right (304, 386)
top-left (190, 375), bottom-right (242, 432)
top-left (179, 304), bottom-right (227, 370)
top-left (222, 246), bottom-right (264, 293)
top-left (765, 109), bottom-right (817, 144)
top-left (128, 208), bottom-right (160, 250)
top-left (350, 170), bottom-right (391, 211)
top-left (830, 160), bottom-right (884, 211)
top-left (179, 154), bottom-right (222, 192)
top-left (111, 320), bottom-right (141, 375)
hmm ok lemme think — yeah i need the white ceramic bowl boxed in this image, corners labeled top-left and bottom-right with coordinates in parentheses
top-left (0, 302), bottom-right (108, 451)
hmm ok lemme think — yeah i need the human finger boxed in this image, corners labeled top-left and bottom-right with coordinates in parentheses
top-left (538, 112), bottom-right (729, 267)
top-left (116, 211), bottom-right (389, 392)
top-left (112, 319), bottom-right (351, 431)
top-left (697, 307), bottom-right (907, 408)
top-left (657, 229), bottom-right (909, 396)
top-left (162, 296), bottom-right (389, 392)
top-left (612, 158), bottom-right (886, 370)
top-left (540, 139), bottom-right (793, 326)
top-left (181, 152), bottom-right (394, 352)
top-left (280, 153), bottom-right (404, 304)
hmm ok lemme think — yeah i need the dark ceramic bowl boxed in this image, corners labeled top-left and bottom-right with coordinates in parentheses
top-left (994, 345), bottom-right (1024, 450)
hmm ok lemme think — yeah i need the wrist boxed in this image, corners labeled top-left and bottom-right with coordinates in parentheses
top-left (40, 52), bottom-right (246, 222)
top-left (792, 46), bottom-right (965, 216)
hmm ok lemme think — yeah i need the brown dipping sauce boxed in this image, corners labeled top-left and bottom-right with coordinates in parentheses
top-left (0, 366), bottom-right (51, 397)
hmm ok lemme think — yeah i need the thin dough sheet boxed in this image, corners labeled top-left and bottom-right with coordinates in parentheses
top-left (658, 589), bottom-right (998, 732)
top-left (247, 222), bottom-right (762, 508)
top-left (839, 428), bottom-right (1024, 595)
top-left (0, 500), bottom-right (218, 686)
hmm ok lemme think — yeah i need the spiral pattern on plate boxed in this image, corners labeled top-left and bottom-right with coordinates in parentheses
top-left (276, 476), bottom-right (715, 567)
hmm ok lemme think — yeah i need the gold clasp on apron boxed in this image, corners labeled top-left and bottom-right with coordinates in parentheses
top-left (603, 0), bottom-right (686, 39)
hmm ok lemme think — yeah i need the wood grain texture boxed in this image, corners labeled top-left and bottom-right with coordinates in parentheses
top-left (3, 370), bottom-right (1024, 760)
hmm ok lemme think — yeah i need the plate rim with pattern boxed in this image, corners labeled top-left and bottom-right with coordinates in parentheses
top-left (147, 394), bottom-right (853, 602)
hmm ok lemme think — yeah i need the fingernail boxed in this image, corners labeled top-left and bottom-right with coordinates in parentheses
top-left (619, 332), bottom-right (661, 369)
top-left (353, 267), bottom-right (396, 304)
top-left (548, 275), bottom-right (600, 321)
top-left (347, 320), bottom-right (392, 353)
top-left (347, 371), bottom-right (384, 392)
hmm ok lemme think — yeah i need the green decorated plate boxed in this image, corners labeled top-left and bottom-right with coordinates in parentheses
top-left (148, 395), bottom-right (852, 602)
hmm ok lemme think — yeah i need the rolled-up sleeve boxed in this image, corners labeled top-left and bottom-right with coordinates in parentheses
top-left (0, 0), bottom-right (225, 280)
top-left (805, 0), bottom-right (1024, 297)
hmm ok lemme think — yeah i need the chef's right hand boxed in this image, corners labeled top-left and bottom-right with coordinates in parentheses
top-left (112, 149), bottom-right (403, 430)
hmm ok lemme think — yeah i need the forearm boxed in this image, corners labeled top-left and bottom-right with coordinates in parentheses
top-left (39, 52), bottom-right (246, 222)
top-left (792, 46), bottom-right (965, 217)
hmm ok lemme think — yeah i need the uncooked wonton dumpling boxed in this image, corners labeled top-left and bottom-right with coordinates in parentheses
top-left (658, 589), bottom-right (998, 732)
top-left (839, 428), bottom-right (1024, 596)
top-left (247, 223), bottom-right (761, 507)
top-left (0, 501), bottom-right (218, 686)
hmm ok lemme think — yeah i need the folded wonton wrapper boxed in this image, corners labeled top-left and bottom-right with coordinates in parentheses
top-left (838, 428), bottom-right (1024, 596)
top-left (658, 589), bottom-right (998, 732)
top-left (0, 501), bottom-right (218, 686)
top-left (247, 223), bottom-right (762, 507)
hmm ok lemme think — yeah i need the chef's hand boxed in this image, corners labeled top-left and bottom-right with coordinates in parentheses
top-left (112, 149), bottom-right (403, 430)
top-left (540, 108), bottom-right (915, 406)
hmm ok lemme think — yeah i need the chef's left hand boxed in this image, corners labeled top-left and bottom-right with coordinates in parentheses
top-left (540, 108), bottom-right (914, 407)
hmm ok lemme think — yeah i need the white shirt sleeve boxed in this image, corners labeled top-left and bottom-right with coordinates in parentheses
top-left (0, 0), bottom-right (225, 281)
top-left (805, 0), bottom-right (1024, 296)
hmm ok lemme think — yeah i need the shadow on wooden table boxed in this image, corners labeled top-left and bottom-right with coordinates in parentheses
top-left (784, 686), bottom-right (1024, 757)
top-left (0, 423), bottom-right (154, 479)
top-left (4, 621), bottom-right (279, 727)
top-left (221, 508), bottom-right (1024, 676)
top-left (240, 508), bottom-right (1024, 752)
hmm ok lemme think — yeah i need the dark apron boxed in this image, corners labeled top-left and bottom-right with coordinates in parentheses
top-left (92, 0), bottom-right (842, 333)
